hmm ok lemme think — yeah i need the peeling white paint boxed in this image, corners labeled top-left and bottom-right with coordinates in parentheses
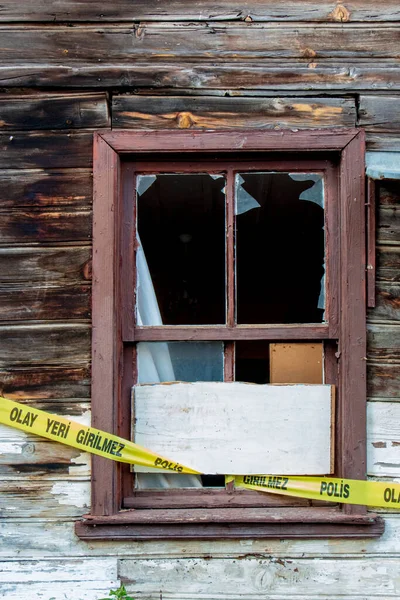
top-left (50, 481), bottom-right (90, 509)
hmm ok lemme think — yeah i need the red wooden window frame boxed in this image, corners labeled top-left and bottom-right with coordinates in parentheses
top-left (76, 129), bottom-right (384, 540)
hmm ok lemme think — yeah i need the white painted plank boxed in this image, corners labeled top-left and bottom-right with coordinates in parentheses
top-left (0, 582), bottom-right (119, 600)
top-left (368, 402), bottom-right (400, 476)
top-left (119, 556), bottom-right (400, 598)
top-left (134, 382), bottom-right (333, 475)
top-left (0, 480), bottom-right (90, 518)
top-left (0, 558), bottom-right (117, 582)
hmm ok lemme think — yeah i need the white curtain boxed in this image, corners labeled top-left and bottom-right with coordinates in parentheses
top-left (136, 237), bottom-right (202, 489)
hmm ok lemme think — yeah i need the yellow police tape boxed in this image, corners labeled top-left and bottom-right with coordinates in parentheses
top-left (0, 396), bottom-right (199, 475)
top-left (2, 396), bottom-right (400, 509)
top-left (227, 475), bottom-right (400, 509)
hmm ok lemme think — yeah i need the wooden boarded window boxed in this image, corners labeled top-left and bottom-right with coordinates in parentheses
top-left (76, 130), bottom-right (384, 540)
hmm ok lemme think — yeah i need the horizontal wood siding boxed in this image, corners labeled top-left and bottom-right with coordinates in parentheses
top-left (113, 95), bottom-right (356, 129)
top-left (0, 25), bottom-right (399, 90)
top-left (0, 2), bottom-right (399, 23)
top-left (0, 24), bottom-right (398, 63)
top-left (118, 556), bottom-right (400, 598)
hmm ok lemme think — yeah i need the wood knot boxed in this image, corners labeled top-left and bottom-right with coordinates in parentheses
top-left (83, 259), bottom-right (92, 280)
top-left (331, 4), bottom-right (350, 22)
top-left (301, 48), bottom-right (316, 58)
top-left (176, 112), bottom-right (194, 129)
top-left (135, 25), bottom-right (144, 39)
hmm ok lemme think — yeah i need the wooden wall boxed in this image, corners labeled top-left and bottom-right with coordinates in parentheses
top-left (1, 2), bottom-right (400, 598)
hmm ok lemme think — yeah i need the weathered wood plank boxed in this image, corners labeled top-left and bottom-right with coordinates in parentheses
top-left (0, 25), bottom-right (400, 63)
top-left (0, 479), bottom-right (90, 518)
top-left (0, 324), bottom-right (90, 367)
top-left (368, 362), bottom-right (400, 399)
top-left (0, 282), bottom-right (91, 321)
top-left (0, 558), bottom-right (117, 583)
top-left (2, 63), bottom-right (400, 91)
top-left (378, 206), bottom-right (400, 245)
top-left (0, 247), bottom-right (91, 283)
top-left (366, 133), bottom-right (400, 152)
top-left (0, 439), bottom-right (90, 479)
top-left (0, 368), bottom-right (90, 400)
top-left (0, 93), bottom-right (109, 130)
top-left (359, 95), bottom-right (400, 131)
top-left (368, 401), bottom-right (400, 476)
top-left (369, 282), bottom-right (400, 321)
top-left (113, 95), bottom-right (356, 129)
top-left (0, 169), bottom-right (92, 210)
top-left (377, 246), bottom-right (400, 281)
top-left (0, 132), bottom-right (92, 169)
top-left (119, 556), bottom-right (400, 597)
top-left (0, 1), bottom-right (400, 22)
top-left (0, 582), bottom-right (119, 600)
top-left (0, 210), bottom-right (91, 245)
top-left (368, 323), bottom-right (400, 361)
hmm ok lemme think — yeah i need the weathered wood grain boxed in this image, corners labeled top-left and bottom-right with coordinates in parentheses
top-left (369, 283), bottom-right (400, 321)
top-left (359, 95), bottom-right (400, 131)
top-left (0, 368), bottom-right (90, 400)
top-left (368, 362), bottom-right (400, 399)
top-left (0, 558), bottom-right (117, 583)
top-left (0, 169), bottom-right (92, 210)
top-left (0, 440), bottom-right (90, 479)
top-left (0, 247), bottom-right (91, 283)
top-left (0, 93), bottom-right (109, 130)
top-left (2, 62), bottom-right (400, 91)
top-left (366, 133), bottom-right (400, 152)
top-left (0, 1), bottom-right (399, 22)
top-left (0, 324), bottom-right (90, 367)
top-left (0, 282), bottom-right (91, 321)
top-left (0, 132), bottom-right (92, 169)
top-left (0, 25), bottom-right (400, 63)
top-left (377, 246), bottom-right (400, 281)
top-left (113, 95), bottom-right (356, 129)
top-left (0, 479), bottom-right (90, 518)
top-left (0, 210), bottom-right (91, 245)
top-left (119, 556), bottom-right (400, 597)
top-left (368, 401), bottom-right (400, 476)
top-left (368, 323), bottom-right (400, 360)
top-left (0, 582), bottom-right (119, 600)
top-left (378, 206), bottom-right (400, 245)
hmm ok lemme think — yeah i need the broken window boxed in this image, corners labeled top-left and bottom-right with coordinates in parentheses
top-left (133, 166), bottom-right (331, 490)
top-left (236, 172), bottom-right (325, 323)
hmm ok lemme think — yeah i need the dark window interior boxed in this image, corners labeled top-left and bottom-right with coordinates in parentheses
top-left (236, 173), bottom-right (325, 324)
top-left (138, 174), bottom-right (226, 325)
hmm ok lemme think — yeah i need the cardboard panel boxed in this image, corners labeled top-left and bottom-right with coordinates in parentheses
top-left (270, 343), bottom-right (324, 384)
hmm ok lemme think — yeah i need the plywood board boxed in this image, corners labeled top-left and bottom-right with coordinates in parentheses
top-left (270, 343), bottom-right (323, 384)
top-left (133, 382), bottom-right (334, 475)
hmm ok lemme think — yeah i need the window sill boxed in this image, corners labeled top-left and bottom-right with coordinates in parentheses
top-left (75, 507), bottom-right (385, 540)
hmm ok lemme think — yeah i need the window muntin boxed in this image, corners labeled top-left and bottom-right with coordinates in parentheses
top-left (132, 162), bottom-right (331, 495)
